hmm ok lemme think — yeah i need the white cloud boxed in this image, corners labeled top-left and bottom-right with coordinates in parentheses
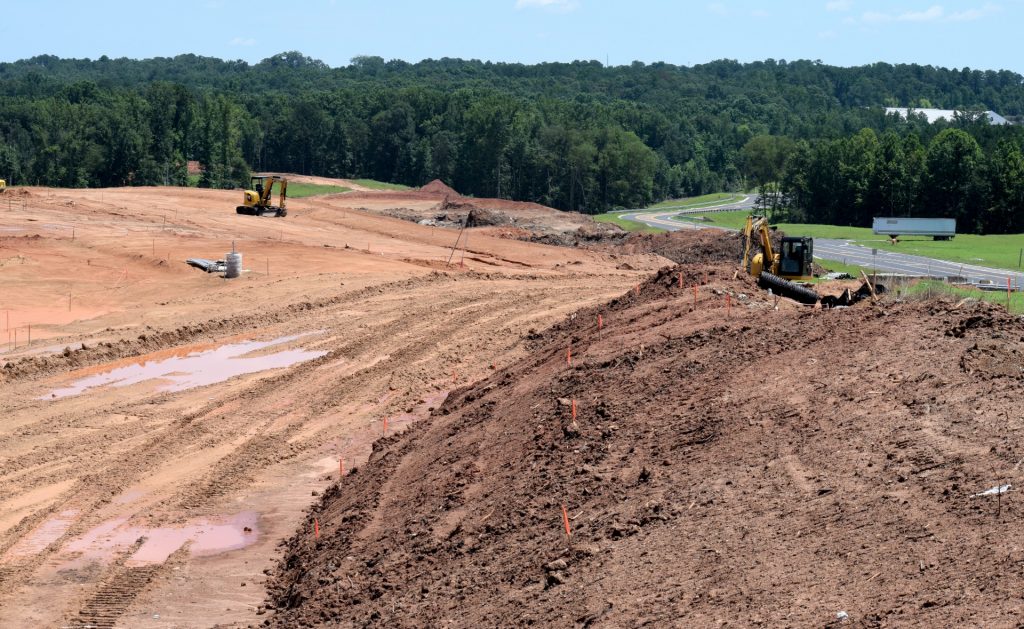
top-left (862, 5), bottom-right (944, 22)
top-left (515, 0), bottom-right (580, 12)
top-left (860, 3), bottom-right (1000, 24)
top-left (826, 0), bottom-right (852, 11)
top-left (230, 37), bottom-right (256, 47)
top-left (948, 2), bottom-right (1001, 21)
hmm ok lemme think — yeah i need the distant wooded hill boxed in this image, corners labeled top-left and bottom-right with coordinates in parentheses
top-left (1, 53), bottom-right (1022, 231)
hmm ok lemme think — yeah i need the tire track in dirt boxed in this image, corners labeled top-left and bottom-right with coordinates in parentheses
top-left (68, 545), bottom-right (187, 629)
top-left (0, 273), bottom-right (635, 626)
top-left (162, 280), bottom-right (607, 517)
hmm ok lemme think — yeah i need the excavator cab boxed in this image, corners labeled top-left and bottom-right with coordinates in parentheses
top-left (0, 179), bottom-right (6, 193)
top-left (778, 236), bottom-right (813, 280)
top-left (237, 175), bottom-right (287, 217)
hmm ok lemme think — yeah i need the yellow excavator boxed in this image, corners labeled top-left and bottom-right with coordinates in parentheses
top-left (741, 214), bottom-right (819, 304)
top-left (0, 179), bottom-right (6, 193)
top-left (237, 175), bottom-right (287, 217)
top-left (741, 215), bottom-right (814, 280)
top-left (741, 215), bottom-right (883, 307)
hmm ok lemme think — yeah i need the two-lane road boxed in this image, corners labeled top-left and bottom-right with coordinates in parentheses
top-left (617, 200), bottom-right (1024, 289)
top-left (617, 195), bottom-right (756, 231)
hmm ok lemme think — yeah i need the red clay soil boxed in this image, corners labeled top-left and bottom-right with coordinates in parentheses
top-left (611, 229), bottom-right (741, 265)
top-left (263, 232), bottom-right (1024, 628)
top-left (419, 180), bottom-right (461, 197)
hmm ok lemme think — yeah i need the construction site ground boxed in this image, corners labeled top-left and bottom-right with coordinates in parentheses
top-left (2, 179), bottom-right (1024, 627)
top-left (0, 180), bottom-right (661, 627)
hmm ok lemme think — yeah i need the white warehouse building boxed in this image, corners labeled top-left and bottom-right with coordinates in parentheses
top-left (884, 107), bottom-right (1010, 125)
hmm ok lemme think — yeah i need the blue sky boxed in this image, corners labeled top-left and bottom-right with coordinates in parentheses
top-left (2, 1), bottom-right (1021, 73)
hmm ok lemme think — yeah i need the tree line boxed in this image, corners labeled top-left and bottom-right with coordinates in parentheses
top-left (754, 114), bottom-right (1024, 234)
top-left (0, 53), bottom-right (1023, 230)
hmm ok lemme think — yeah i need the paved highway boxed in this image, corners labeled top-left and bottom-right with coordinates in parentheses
top-left (617, 199), bottom-right (1024, 289)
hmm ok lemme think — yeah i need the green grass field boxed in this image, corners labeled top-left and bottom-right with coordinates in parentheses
top-left (350, 179), bottom-right (411, 191)
top-left (284, 183), bottom-right (351, 198)
top-left (648, 192), bottom-right (745, 210)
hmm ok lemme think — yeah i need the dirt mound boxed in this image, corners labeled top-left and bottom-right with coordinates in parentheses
top-left (263, 258), bottom-right (1024, 627)
top-left (420, 179), bottom-right (461, 197)
top-left (465, 207), bottom-right (513, 227)
top-left (613, 229), bottom-right (739, 265)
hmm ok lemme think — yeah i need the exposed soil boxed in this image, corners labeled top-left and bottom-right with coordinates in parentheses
top-left (419, 180), bottom-right (461, 197)
top-left (264, 260), bottom-right (1024, 628)
top-left (0, 182), bottom-right (660, 628)
top-left (340, 179), bottom-right (612, 238)
top-left (611, 229), bottom-right (742, 265)
top-left (5, 178), bottom-right (1023, 628)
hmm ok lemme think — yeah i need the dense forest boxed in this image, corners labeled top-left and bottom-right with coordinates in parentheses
top-left (1, 52), bottom-right (1023, 231)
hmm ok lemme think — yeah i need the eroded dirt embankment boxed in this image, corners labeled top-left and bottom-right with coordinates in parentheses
top-left (265, 261), bottom-right (1024, 627)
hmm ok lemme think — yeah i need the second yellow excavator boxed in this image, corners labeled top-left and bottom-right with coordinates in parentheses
top-left (237, 175), bottom-right (287, 217)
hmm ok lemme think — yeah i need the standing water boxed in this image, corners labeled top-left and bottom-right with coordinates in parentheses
top-left (42, 333), bottom-right (327, 400)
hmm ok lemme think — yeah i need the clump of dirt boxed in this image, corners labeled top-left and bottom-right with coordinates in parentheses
top-left (420, 179), bottom-right (461, 197)
top-left (465, 207), bottom-right (513, 228)
top-left (524, 222), bottom-right (629, 247)
top-left (612, 229), bottom-right (740, 265)
top-left (262, 250), bottom-right (1024, 627)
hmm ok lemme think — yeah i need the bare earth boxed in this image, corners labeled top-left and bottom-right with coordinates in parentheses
top-left (4, 182), bottom-right (1024, 628)
top-left (0, 183), bottom-right (659, 627)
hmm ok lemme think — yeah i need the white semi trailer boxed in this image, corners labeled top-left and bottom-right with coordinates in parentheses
top-left (872, 217), bottom-right (956, 240)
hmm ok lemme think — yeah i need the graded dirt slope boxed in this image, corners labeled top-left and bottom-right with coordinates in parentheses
top-left (326, 178), bottom-right (610, 237)
top-left (0, 182), bottom-right (665, 627)
top-left (265, 259), bottom-right (1024, 627)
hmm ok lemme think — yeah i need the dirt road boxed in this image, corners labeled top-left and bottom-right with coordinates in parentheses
top-left (0, 184), bottom-right (657, 627)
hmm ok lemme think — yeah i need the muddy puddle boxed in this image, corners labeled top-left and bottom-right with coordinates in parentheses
top-left (43, 333), bottom-right (327, 400)
top-left (61, 512), bottom-right (260, 568)
top-left (4, 510), bottom-right (80, 558)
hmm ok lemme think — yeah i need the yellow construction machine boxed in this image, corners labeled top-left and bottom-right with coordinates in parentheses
top-left (0, 179), bottom-right (6, 193)
top-left (237, 175), bottom-right (287, 217)
top-left (741, 215), bottom-right (884, 307)
top-left (741, 214), bottom-right (819, 304)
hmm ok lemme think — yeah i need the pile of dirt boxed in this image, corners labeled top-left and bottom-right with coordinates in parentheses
top-left (465, 207), bottom-right (513, 228)
top-left (523, 222), bottom-right (629, 247)
top-left (262, 240), bottom-right (1024, 626)
top-left (611, 229), bottom-right (740, 265)
top-left (420, 179), bottom-right (461, 197)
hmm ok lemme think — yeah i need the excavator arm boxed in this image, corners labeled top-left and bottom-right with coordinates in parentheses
top-left (741, 215), bottom-right (776, 276)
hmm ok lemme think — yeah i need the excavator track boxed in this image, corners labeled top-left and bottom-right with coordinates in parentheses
top-left (758, 271), bottom-right (820, 305)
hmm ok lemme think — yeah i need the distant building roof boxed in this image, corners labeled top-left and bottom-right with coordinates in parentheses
top-left (885, 107), bottom-right (1009, 125)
